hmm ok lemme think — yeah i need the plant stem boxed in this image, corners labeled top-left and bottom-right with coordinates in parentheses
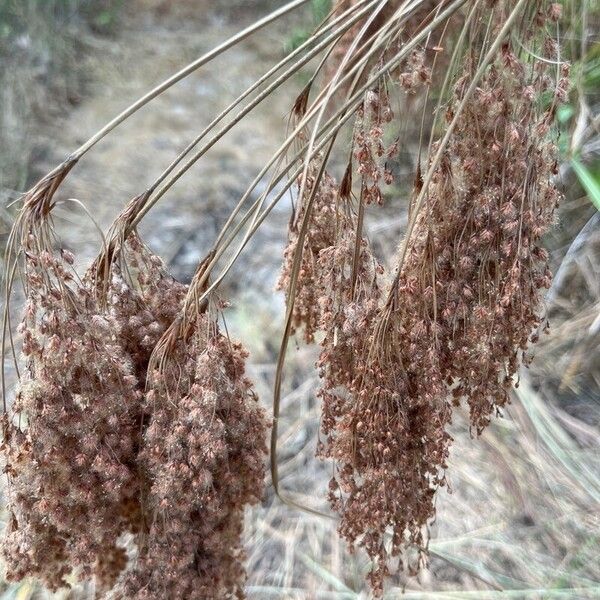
top-left (70, 0), bottom-right (311, 161)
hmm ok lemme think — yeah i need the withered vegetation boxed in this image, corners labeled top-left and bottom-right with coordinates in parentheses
top-left (0, 0), bottom-right (574, 597)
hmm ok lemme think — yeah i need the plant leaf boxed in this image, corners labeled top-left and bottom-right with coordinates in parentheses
top-left (572, 158), bottom-right (600, 211)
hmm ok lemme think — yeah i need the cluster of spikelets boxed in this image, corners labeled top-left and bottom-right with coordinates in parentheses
top-left (326, 0), bottom-right (436, 92)
top-left (114, 286), bottom-right (268, 599)
top-left (1, 193), bottom-right (268, 597)
top-left (277, 163), bottom-right (340, 343)
top-left (2, 227), bottom-right (143, 591)
top-left (279, 1), bottom-right (568, 595)
top-left (0, 0), bottom-right (570, 597)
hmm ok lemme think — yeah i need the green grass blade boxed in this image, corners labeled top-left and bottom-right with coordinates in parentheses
top-left (572, 158), bottom-right (600, 211)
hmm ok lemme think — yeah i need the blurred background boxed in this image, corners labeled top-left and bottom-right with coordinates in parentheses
top-left (0, 1), bottom-right (599, 598)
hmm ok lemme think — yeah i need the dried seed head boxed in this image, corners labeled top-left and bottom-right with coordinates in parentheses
top-left (2, 247), bottom-right (141, 588)
top-left (112, 308), bottom-right (268, 599)
top-left (313, 4), bottom-right (566, 595)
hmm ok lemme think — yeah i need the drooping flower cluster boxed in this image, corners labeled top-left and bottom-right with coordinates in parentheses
top-left (2, 246), bottom-right (141, 591)
top-left (2, 225), bottom-right (267, 598)
top-left (1, 159), bottom-right (270, 600)
top-left (433, 44), bottom-right (567, 434)
top-left (327, 0), bottom-right (436, 86)
top-left (315, 217), bottom-right (454, 595)
top-left (278, 4), bottom-right (568, 596)
top-left (315, 219), bottom-right (383, 449)
top-left (105, 234), bottom-right (188, 382)
top-left (353, 86), bottom-right (398, 205)
top-left (1, 2), bottom-right (569, 598)
top-left (113, 306), bottom-right (268, 599)
top-left (2, 208), bottom-right (192, 585)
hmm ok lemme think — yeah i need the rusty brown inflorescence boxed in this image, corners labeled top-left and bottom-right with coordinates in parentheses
top-left (1, 1), bottom-right (568, 597)
top-left (279, 2), bottom-right (568, 595)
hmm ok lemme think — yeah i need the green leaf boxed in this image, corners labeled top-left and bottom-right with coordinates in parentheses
top-left (572, 158), bottom-right (600, 211)
top-left (95, 11), bottom-right (113, 27)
